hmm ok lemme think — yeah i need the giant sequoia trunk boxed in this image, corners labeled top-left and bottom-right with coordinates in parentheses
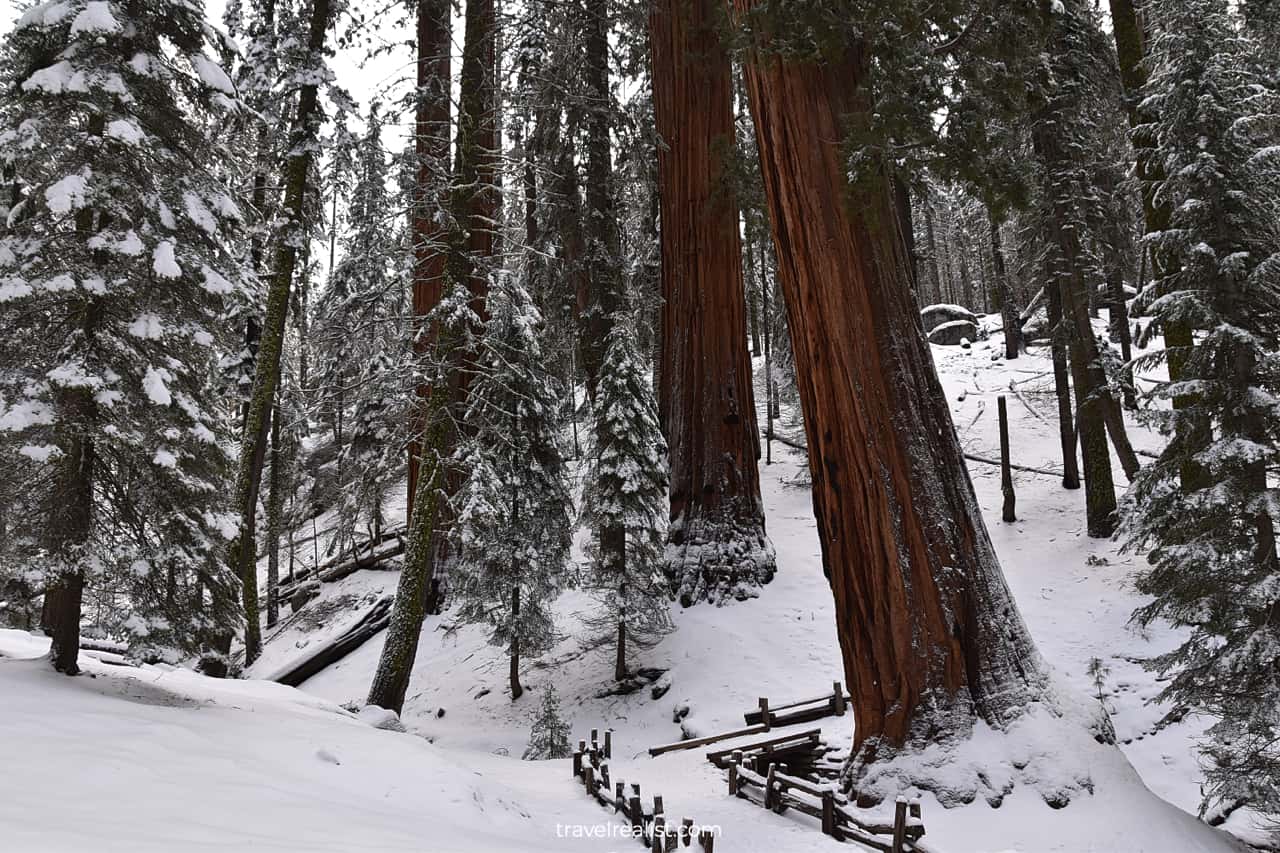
top-left (408, 0), bottom-right (453, 520)
top-left (734, 12), bottom-right (1049, 795)
top-left (229, 0), bottom-right (332, 667)
top-left (650, 0), bottom-right (775, 606)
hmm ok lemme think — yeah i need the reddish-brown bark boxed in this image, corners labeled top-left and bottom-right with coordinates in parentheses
top-left (407, 0), bottom-right (451, 520)
top-left (734, 9), bottom-right (1046, 769)
top-left (651, 0), bottom-right (773, 605)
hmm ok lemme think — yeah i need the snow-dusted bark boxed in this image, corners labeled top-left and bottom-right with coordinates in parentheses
top-left (650, 0), bottom-right (775, 607)
top-left (733, 4), bottom-right (1110, 805)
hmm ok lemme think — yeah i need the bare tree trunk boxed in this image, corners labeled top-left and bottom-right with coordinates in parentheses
top-left (576, 0), bottom-right (623, 399)
top-left (230, 0), bottom-right (333, 667)
top-left (735, 19), bottom-right (1048, 791)
top-left (45, 388), bottom-right (95, 675)
top-left (1046, 280), bottom-right (1082, 490)
top-left (265, 401), bottom-right (283, 629)
top-left (510, 583), bottom-right (522, 700)
top-left (1108, 0), bottom-right (1196, 452)
top-left (651, 0), bottom-right (774, 606)
top-left (924, 197), bottom-right (943, 305)
top-left (367, 389), bottom-right (450, 712)
top-left (990, 210), bottom-right (1020, 360)
top-left (408, 0), bottom-right (452, 521)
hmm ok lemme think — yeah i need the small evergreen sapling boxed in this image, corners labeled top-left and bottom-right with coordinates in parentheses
top-left (453, 275), bottom-right (573, 699)
top-left (522, 685), bottom-right (573, 760)
top-left (582, 318), bottom-right (673, 682)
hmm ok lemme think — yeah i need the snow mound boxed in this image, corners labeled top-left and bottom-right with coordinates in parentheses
top-left (0, 630), bottom-right (616, 852)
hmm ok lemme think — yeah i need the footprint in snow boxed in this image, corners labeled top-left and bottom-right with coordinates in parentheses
top-left (316, 748), bottom-right (342, 765)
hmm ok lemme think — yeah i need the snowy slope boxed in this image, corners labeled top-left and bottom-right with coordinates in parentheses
top-left (0, 322), bottom-right (1261, 853)
top-left (247, 326), bottom-right (1258, 852)
top-left (0, 631), bottom-right (616, 853)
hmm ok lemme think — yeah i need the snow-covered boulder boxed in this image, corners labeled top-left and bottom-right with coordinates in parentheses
top-left (929, 318), bottom-right (979, 346)
top-left (921, 303), bottom-right (978, 333)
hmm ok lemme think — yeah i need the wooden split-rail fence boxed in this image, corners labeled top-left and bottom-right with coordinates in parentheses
top-left (573, 730), bottom-right (718, 853)
top-left (725, 749), bottom-right (926, 853)
top-left (649, 683), bottom-right (849, 758)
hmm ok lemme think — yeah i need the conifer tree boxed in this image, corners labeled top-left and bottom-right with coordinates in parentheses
top-left (0, 0), bottom-right (245, 673)
top-left (453, 275), bottom-right (573, 700)
top-left (313, 103), bottom-right (407, 549)
top-left (522, 685), bottom-right (572, 760)
top-left (1122, 0), bottom-right (1280, 813)
top-left (582, 317), bottom-right (672, 682)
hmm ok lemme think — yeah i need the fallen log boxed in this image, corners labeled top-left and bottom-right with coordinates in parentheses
top-left (270, 537), bottom-right (405, 606)
top-left (269, 596), bottom-right (393, 687)
top-left (648, 723), bottom-right (769, 757)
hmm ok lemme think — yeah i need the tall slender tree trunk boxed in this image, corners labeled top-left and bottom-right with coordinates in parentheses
top-left (924, 198), bottom-right (943, 305)
top-left (229, 0), bottom-right (333, 668)
top-left (265, 401), bottom-right (283, 629)
top-left (1108, 0), bottom-right (1199, 481)
top-left (577, 0), bottom-right (623, 399)
top-left (408, 0), bottom-right (452, 522)
top-left (746, 243), bottom-right (762, 356)
top-left (368, 383), bottom-right (451, 712)
top-left (990, 209), bottom-right (1020, 360)
top-left (651, 0), bottom-right (775, 606)
top-left (1046, 280), bottom-right (1082, 490)
top-left (735, 16), bottom-right (1048, 790)
top-left (510, 586), bottom-right (522, 699)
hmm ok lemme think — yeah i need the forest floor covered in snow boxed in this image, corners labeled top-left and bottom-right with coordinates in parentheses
top-left (0, 319), bottom-right (1263, 852)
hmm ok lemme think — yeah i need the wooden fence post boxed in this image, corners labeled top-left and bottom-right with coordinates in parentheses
top-left (821, 790), bottom-right (835, 836)
top-left (600, 763), bottom-right (610, 790)
top-left (572, 747), bottom-right (582, 778)
top-left (584, 766), bottom-right (596, 796)
top-left (764, 763), bottom-right (778, 811)
top-left (999, 395), bottom-right (1016, 522)
top-left (728, 751), bottom-right (741, 795)
top-left (758, 697), bottom-right (771, 731)
top-left (628, 790), bottom-right (643, 832)
top-left (615, 781), bottom-right (625, 813)
top-left (832, 681), bottom-right (846, 716)
top-left (604, 729), bottom-right (612, 758)
top-left (682, 817), bottom-right (693, 848)
top-left (698, 829), bottom-right (714, 853)
top-left (892, 797), bottom-right (908, 853)
top-left (652, 814), bottom-right (664, 853)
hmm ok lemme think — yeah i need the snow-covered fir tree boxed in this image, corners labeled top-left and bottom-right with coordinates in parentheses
top-left (1122, 0), bottom-right (1280, 815)
top-left (453, 273), bottom-right (573, 700)
top-left (521, 684), bottom-right (572, 760)
top-left (581, 316), bottom-right (672, 682)
top-left (313, 103), bottom-right (407, 552)
top-left (0, 0), bottom-right (246, 673)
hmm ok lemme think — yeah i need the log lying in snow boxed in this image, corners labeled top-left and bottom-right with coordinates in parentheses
top-left (648, 723), bottom-right (769, 757)
top-left (269, 535), bottom-right (405, 607)
top-left (268, 596), bottom-right (394, 687)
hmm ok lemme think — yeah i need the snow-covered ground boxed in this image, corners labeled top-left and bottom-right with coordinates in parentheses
top-left (0, 322), bottom-right (1263, 852)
